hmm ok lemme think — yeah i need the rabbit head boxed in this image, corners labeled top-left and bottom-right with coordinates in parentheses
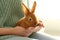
top-left (15, 1), bottom-right (44, 29)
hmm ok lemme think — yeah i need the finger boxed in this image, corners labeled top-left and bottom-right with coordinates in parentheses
top-left (34, 26), bottom-right (40, 31)
top-left (39, 20), bottom-right (44, 27)
top-left (28, 27), bottom-right (34, 31)
top-left (26, 27), bottom-right (35, 33)
top-left (33, 26), bottom-right (42, 32)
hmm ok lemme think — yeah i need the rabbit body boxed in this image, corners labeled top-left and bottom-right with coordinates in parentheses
top-left (15, 1), bottom-right (44, 29)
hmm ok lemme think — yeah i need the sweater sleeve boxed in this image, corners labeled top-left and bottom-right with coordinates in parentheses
top-left (0, 0), bottom-right (24, 27)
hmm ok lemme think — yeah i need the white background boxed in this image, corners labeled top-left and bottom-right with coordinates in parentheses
top-left (29, 0), bottom-right (60, 36)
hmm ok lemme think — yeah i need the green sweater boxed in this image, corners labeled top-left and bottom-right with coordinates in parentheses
top-left (0, 0), bottom-right (24, 27)
top-left (0, 0), bottom-right (34, 40)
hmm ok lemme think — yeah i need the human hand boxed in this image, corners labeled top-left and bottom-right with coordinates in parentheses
top-left (12, 20), bottom-right (44, 36)
top-left (13, 26), bottom-right (34, 37)
top-left (32, 20), bottom-right (44, 32)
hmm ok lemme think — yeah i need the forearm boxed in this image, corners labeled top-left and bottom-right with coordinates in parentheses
top-left (0, 28), bottom-right (14, 35)
top-left (0, 27), bottom-right (25, 36)
top-left (0, 27), bottom-right (35, 36)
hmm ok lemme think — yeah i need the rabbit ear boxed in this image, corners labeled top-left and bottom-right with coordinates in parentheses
top-left (31, 1), bottom-right (36, 13)
top-left (21, 3), bottom-right (29, 16)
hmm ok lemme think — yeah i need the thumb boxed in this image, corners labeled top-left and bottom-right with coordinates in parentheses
top-left (28, 27), bottom-right (34, 31)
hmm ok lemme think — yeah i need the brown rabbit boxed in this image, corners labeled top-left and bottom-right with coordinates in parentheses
top-left (15, 1), bottom-right (44, 29)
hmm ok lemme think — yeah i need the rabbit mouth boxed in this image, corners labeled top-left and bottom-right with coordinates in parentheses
top-left (34, 23), bottom-right (39, 27)
top-left (35, 23), bottom-right (39, 26)
top-left (35, 23), bottom-right (44, 27)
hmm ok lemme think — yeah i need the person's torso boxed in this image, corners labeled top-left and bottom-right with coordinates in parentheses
top-left (0, 0), bottom-right (24, 27)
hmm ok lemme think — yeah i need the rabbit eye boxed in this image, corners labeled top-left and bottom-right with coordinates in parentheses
top-left (29, 17), bottom-right (32, 21)
top-left (29, 18), bottom-right (32, 21)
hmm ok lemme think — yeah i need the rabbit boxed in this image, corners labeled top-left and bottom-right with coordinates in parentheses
top-left (15, 1), bottom-right (44, 29)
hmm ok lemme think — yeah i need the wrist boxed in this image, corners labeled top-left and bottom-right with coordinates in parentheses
top-left (7, 28), bottom-right (14, 35)
top-left (0, 28), bottom-right (14, 35)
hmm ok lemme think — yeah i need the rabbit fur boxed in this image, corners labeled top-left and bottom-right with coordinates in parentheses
top-left (15, 1), bottom-right (44, 29)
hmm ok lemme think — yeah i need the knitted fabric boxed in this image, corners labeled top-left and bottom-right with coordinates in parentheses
top-left (0, 0), bottom-right (24, 27)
